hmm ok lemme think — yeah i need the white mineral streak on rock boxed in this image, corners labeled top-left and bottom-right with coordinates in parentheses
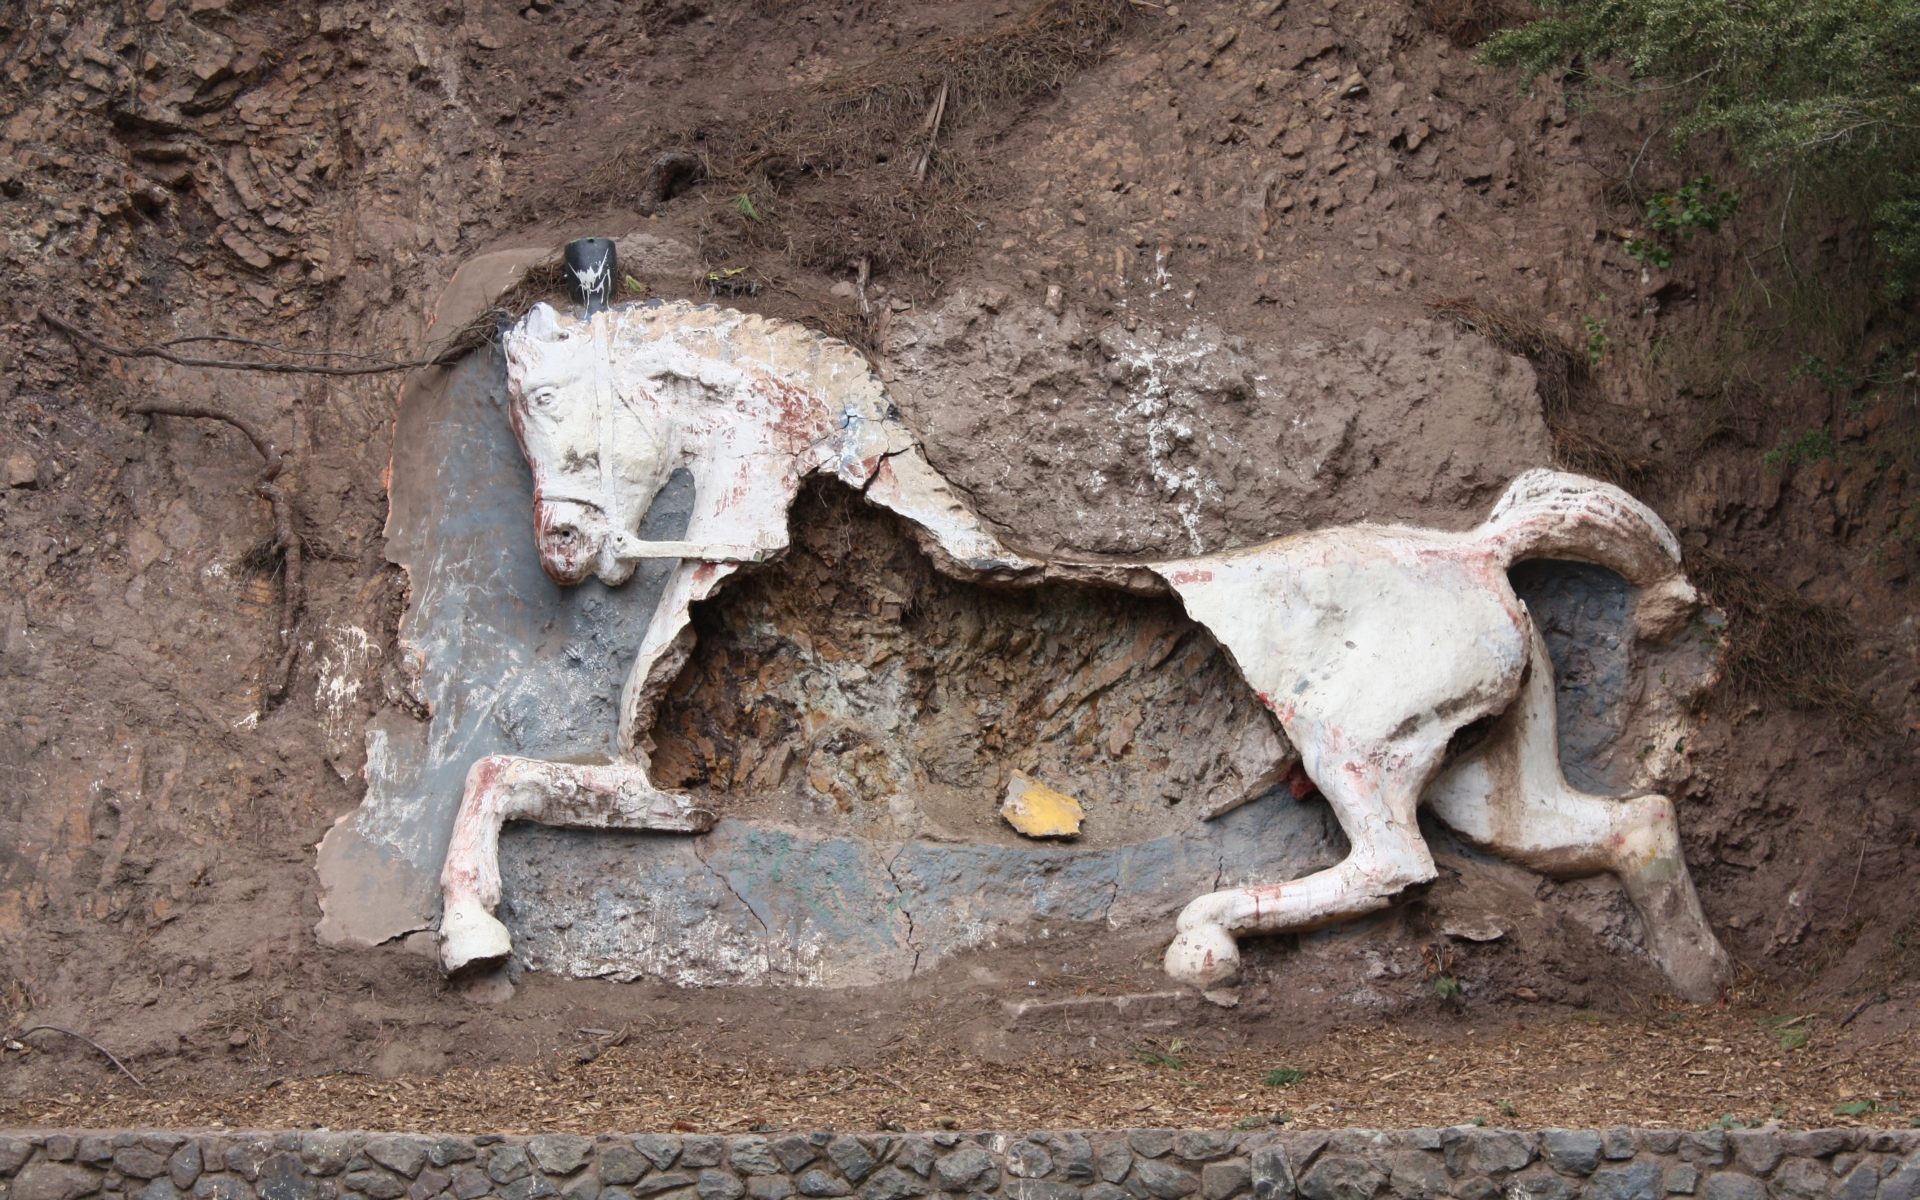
top-left (314, 623), bottom-right (377, 762)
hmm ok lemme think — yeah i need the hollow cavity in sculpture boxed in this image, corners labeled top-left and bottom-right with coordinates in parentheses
top-left (435, 291), bottom-right (1732, 1003)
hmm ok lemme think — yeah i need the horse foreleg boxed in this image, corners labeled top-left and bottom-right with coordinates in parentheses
top-left (439, 755), bottom-right (715, 972)
top-left (1425, 625), bottom-right (1732, 1002)
top-left (1164, 736), bottom-right (1441, 989)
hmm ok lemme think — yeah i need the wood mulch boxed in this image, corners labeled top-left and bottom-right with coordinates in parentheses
top-left (3, 1001), bottom-right (1915, 1134)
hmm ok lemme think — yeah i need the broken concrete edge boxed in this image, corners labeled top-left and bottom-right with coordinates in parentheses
top-left (2, 1124), bottom-right (1916, 1200)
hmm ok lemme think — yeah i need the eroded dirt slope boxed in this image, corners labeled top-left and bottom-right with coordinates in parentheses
top-left (0, 0), bottom-right (1915, 1115)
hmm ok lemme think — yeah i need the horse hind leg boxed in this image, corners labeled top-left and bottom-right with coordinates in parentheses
top-left (1424, 625), bottom-right (1732, 1002)
top-left (439, 755), bottom-right (714, 972)
top-left (1164, 734), bottom-right (1442, 990)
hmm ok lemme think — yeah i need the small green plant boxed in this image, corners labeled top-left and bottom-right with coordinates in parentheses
top-left (622, 274), bottom-right (647, 296)
top-left (1789, 354), bottom-right (1854, 389)
top-left (1764, 427), bottom-right (1839, 468)
top-left (1622, 178), bottom-right (1740, 269)
top-left (1779, 1027), bottom-right (1811, 1051)
top-left (1499, 1100), bottom-right (1518, 1118)
top-left (1574, 1011), bottom-right (1608, 1024)
top-left (1264, 1068), bottom-right (1309, 1086)
top-left (732, 193), bottom-right (761, 221)
top-left (1835, 1099), bottom-right (1878, 1118)
top-left (1135, 1040), bottom-right (1184, 1069)
top-left (1582, 311), bottom-right (1611, 366)
top-left (1435, 974), bottom-right (1466, 1010)
top-left (1469, 1116), bottom-right (1487, 1127)
top-left (1235, 1115), bottom-right (1266, 1130)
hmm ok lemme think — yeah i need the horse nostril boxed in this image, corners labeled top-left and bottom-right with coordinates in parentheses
top-left (548, 526), bottom-right (581, 549)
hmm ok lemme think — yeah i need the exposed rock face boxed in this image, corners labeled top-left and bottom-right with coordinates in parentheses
top-left (887, 292), bottom-right (1553, 560)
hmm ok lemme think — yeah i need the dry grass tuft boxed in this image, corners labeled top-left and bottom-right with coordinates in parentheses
top-left (1409, 0), bottom-right (1537, 47)
top-left (1684, 549), bottom-right (1880, 730)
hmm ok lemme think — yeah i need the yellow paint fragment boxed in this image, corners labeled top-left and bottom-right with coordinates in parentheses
top-left (1000, 771), bottom-right (1084, 838)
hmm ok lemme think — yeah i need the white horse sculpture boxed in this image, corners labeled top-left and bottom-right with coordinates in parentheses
top-left (437, 296), bottom-right (1732, 1002)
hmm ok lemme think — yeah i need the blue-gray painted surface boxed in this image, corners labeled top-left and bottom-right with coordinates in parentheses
top-left (1508, 560), bottom-right (1638, 796)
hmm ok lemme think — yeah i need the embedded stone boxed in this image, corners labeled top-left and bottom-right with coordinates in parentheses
top-left (827, 1141), bottom-right (876, 1187)
top-left (1455, 1180), bottom-right (1499, 1200)
top-left (749, 1180), bottom-right (791, 1200)
top-left (892, 1142), bottom-right (935, 1181)
top-left (114, 1151), bottom-right (170, 1182)
top-left (1476, 1134), bottom-right (1534, 1175)
top-left (1408, 1136), bottom-right (1443, 1155)
top-left (297, 1138), bottom-right (350, 1179)
top-left (605, 1190), bottom-right (634, 1200)
top-left (1006, 1183), bottom-right (1082, 1200)
top-left (529, 1140), bottom-right (594, 1178)
top-left (1780, 1136), bottom-right (1851, 1162)
top-left (771, 1142), bottom-right (816, 1176)
top-left (450, 1168), bottom-right (493, 1200)
top-left (1700, 1175), bottom-right (1765, 1200)
top-left (1603, 1133), bottom-right (1638, 1162)
top-left (344, 1171), bottom-right (408, 1200)
top-left (935, 1149), bottom-right (998, 1193)
top-left (1832, 1165), bottom-right (1879, 1200)
top-left (428, 1142), bottom-right (477, 1171)
top-left (1089, 1187), bottom-right (1130, 1200)
top-left (1643, 1136), bottom-right (1682, 1158)
top-left (1134, 1161), bottom-right (1202, 1200)
top-left (728, 1142), bottom-right (781, 1179)
top-left (697, 1172), bottom-right (745, 1200)
top-left (410, 1170), bottom-right (453, 1200)
top-left (162, 1147), bottom-right (203, 1195)
top-left (367, 1142), bottom-right (432, 1182)
top-left (46, 1140), bottom-right (78, 1164)
top-left (1010, 1147), bottom-right (1056, 1181)
top-left (1770, 1160), bottom-right (1830, 1200)
top-left (1665, 1167), bottom-right (1698, 1195)
top-left (1132, 1137), bottom-right (1176, 1163)
top-left (1440, 1131), bottom-right (1474, 1178)
top-left (634, 1177), bottom-right (698, 1198)
top-left (224, 1147), bottom-right (271, 1184)
top-left (1001, 771), bottom-right (1084, 838)
top-left (634, 1142), bottom-right (683, 1173)
top-left (1049, 1138), bottom-right (1095, 1183)
top-left (1728, 1134), bottom-right (1782, 1177)
top-left (15, 1164), bottom-right (104, 1200)
top-left (1880, 1161), bottom-right (1920, 1200)
top-left (1, 1138), bottom-right (35, 1174)
top-left (601, 1150), bottom-right (650, 1187)
top-left (137, 1179), bottom-right (181, 1200)
top-left (562, 1174), bottom-right (601, 1200)
top-left (79, 1142), bottom-right (113, 1168)
top-left (191, 1178), bottom-right (254, 1200)
top-left (1682, 1135), bottom-right (1728, 1168)
top-left (1177, 1137), bottom-right (1236, 1167)
top-left (489, 1150), bottom-right (535, 1186)
top-left (1202, 1160), bottom-right (1251, 1200)
top-left (1585, 1162), bottom-right (1663, 1200)
top-left (1543, 1133), bottom-right (1603, 1177)
top-left (1097, 1144), bottom-right (1134, 1186)
top-left (1505, 1168), bottom-right (1574, 1200)
top-left (255, 1155), bottom-right (315, 1200)
top-left (1384, 1152), bottom-right (1445, 1199)
top-left (681, 1145), bottom-right (725, 1172)
top-left (796, 1172), bottom-right (851, 1199)
top-left (1251, 1146), bottom-right (1296, 1200)
top-left (1296, 1157), bottom-right (1384, 1200)
top-left (858, 1168), bottom-right (929, 1200)
top-left (501, 1175), bottom-right (560, 1200)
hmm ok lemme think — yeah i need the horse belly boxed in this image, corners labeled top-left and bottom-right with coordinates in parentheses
top-left (1161, 540), bottom-right (1527, 744)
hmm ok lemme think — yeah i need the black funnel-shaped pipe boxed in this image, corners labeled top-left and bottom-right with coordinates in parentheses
top-left (563, 237), bottom-right (618, 316)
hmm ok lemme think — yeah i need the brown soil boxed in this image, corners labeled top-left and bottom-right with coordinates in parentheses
top-left (2, 0), bottom-right (1917, 1127)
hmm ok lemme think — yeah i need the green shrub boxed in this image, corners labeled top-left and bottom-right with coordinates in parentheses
top-left (1479, 0), bottom-right (1920, 294)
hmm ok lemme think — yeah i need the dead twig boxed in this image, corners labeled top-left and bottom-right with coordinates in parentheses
top-left (37, 308), bottom-right (451, 376)
top-left (914, 79), bottom-right (949, 183)
top-left (16, 1026), bottom-right (149, 1092)
top-left (132, 399), bottom-right (304, 701)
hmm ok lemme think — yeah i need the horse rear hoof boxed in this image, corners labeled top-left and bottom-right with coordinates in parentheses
top-left (441, 896), bottom-right (514, 973)
top-left (1165, 923), bottom-right (1242, 989)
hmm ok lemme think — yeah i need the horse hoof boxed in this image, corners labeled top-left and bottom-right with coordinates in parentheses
top-left (441, 896), bottom-right (513, 972)
top-left (1164, 923), bottom-right (1241, 989)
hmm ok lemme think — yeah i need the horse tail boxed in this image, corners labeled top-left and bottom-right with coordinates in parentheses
top-left (1476, 471), bottom-right (1701, 638)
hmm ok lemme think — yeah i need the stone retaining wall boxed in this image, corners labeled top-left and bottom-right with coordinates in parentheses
top-left (2, 1127), bottom-right (1916, 1200)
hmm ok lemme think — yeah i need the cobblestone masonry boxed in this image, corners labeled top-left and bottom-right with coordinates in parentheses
top-left (2, 1127), bottom-right (1916, 1200)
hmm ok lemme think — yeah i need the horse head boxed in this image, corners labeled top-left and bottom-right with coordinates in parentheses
top-left (503, 301), bottom-right (673, 587)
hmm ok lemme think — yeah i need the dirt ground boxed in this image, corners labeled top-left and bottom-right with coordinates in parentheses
top-left (1, 0), bottom-right (1918, 1126)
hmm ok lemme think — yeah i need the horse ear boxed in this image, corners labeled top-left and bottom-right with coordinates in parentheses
top-left (515, 302), bottom-right (564, 342)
